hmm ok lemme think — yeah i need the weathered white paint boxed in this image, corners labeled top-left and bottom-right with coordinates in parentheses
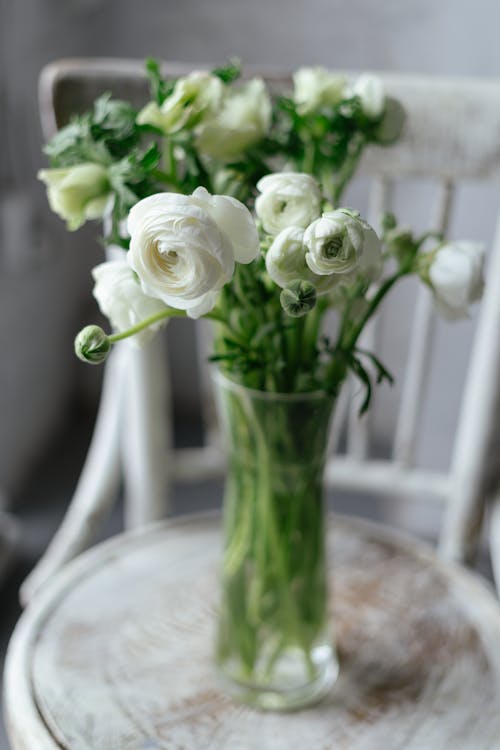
top-left (22, 61), bottom-right (500, 602)
top-left (489, 492), bottom-right (500, 592)
top-left (393, 182), bottom-right (454, 468)
top-left (6, 515), bottom-right (500, 749)
top-left (121, 333), bottom-right (172, 529)
top-left (440, 211), bottom-right (500, 562)
top-left (345, 179), bottom-right (389, 460)
top-left (19, 344), bottom-right (126, 605)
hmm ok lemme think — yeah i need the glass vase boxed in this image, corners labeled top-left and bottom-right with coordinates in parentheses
top-left (213, 370), bottom-right (339, 710)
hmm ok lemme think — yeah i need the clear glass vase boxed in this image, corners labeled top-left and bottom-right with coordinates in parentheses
top-left (213, 370), bottom-right (339, 710)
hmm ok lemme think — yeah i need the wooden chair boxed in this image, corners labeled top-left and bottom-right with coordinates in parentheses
top-left (21, 58), bottom-right (500, 604)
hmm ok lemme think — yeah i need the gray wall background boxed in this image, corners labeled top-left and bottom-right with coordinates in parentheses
top-left (1, 0), bottom-right (499, 504)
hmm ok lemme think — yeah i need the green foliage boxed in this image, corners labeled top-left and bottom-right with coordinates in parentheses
top-left (41, 59), bottom-right (415, 397)
top-left (90, 93), bottom-right (140, 158)
top-left (44, 117), bottom-right (110, 167)
top-left (211, 58), bottom-right (241, 84)
top-left (145, 57), bottom-right (174, 105)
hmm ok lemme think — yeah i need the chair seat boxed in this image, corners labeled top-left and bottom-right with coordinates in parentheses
top-left (5, 513), bottom-right (500, 749)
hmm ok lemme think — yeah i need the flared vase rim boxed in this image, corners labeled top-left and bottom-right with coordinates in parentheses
top-left (211, 366), bottom-right (335, 403)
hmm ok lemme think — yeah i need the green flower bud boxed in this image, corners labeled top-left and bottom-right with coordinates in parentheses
top-left (38, 163), bottom-right (111, 231)
top-left (381, 212), bottom-right (397, 233)
top-left (385, 227), bottom-right (416, 266)
top-left (74, 325), bottom-right (111, 364)
top-left (375, 97), bottom-right (406, 144)
top-left (280, 279), bottom-right (317, 318)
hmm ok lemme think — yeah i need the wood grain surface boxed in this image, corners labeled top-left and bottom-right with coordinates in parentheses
top-left (6, 514), bottom-right (500, 749)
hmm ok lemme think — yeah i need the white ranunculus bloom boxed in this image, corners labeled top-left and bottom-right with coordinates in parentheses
top-left (196, 79), bottom-right (271, 161)
top-left (293, 67), bottom-right (347, 115)
top-left (255, 172), bottom-right (322, 236)
top-left (266, 226), bottom-right (340, 295)
top-left (92, 260), bottom-right (169, 346)
top-left (428, 241), bottom-right (485, 320)
top-left (304, 208), bottom-right (382, 278)
top-left (127, 188), bottom-right (259, 318)
top-left (137, 72), bottom-right (223, 134)
top-left (38, 163), bottom-right (111, 230)
top-left (352, 74), bottom-right (385, 120)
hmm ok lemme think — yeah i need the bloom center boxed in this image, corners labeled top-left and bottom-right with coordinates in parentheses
top-left (324, 235), bottom-right (343, 258)
top-left (156, 242), bottom-right (180, 274)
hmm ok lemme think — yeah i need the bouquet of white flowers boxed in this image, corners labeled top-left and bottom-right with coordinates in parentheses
top-left (39, 60), bottom-right (485, 709)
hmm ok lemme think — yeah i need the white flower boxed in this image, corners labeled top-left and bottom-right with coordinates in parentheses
top-left (266, 227), bottom-right (310, 288)
top-left (38, 163), bottom-right (111, 230)
top-left (196, 79), bottom-right (271, 161)
top-left (293, 67), bottom-right (347, 115)
top-left (428, 241), bottom-right (485, 320)
top-left (352, 74), bottom-right (385, 119)
top-left (266, 226), bottom-right (340, 295)
top-left (304, 208), bottom-right (382, 278)
top-left (255, 172), bottom-right (322, 236)
top-left (127, 188), bottom-right (259, 318)
top-left (92, 260), bottom-right (169, 346)
top-left (137, 72), bottom-right (223, 134)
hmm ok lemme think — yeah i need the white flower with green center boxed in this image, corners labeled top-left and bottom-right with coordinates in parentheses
top-left (127, 187), bottom-right (259, 318)
top-left (92, 260), bottom-right (170, 346)
top-left (196, 79), bottom-right (271, 161)
top-left (428, 241), bottom-right (485, 320)
top-left (255, 172), bottom-right (322, 236)
top-left (266, 226), bottom-right (341, 295)
top-left (304, 209), bottom-right (381, 278)
top-left (137, 72), bottom-right (224, 134)
top-left (293, 67), bottom-right (347, 115)
top-left (38, 163), bottom-right (111, 230)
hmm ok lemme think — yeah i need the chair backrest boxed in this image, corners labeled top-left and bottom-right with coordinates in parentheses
top-left (39, 59), bottom-right (500, 564)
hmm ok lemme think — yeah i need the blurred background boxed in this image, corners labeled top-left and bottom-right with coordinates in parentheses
top-left (1, 1), bottom-right (500, 742)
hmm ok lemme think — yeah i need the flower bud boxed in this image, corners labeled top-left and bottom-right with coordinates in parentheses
top-left (426, 241), bottom-right (485, 320)
top-left (38, 163), bottom-right (111, 231)
top-left (352, 74), bottom-right (385, 120)
top-left (74, 325), bottom-right (111, 364)
top-left (280, 280), bottom-right (317, 317)
top-left (375, 97), bottom-right (406, 144)
top-left (196, 79), bottom-right (271, 161)
top-left (381, 212), bottom-right (397, 233)
top-left (137, 72), bottom-right (223, 134)
top-left (385, 227), bottom-right (415, 265)
top-left (293, 67), bottom-right (347, 115)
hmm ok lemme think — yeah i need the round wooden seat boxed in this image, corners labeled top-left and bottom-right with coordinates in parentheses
top-left (5, 514), bottom-right (500, 749)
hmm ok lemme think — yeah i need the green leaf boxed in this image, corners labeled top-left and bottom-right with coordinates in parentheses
top-left (355, 348), bottom-right (394, 386)
top-left (139, 143), bottom-right (161, 171)
top-left (145, 57), bottom-right (174, 106)
top-left (90, 93), bottom-right (140, 157)
top-left (211, 58), bottom-right (241, 84)
top-left (348, 354), bottom-right (373, 416)
top-left (44, 117), bottom-right (110, 167)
